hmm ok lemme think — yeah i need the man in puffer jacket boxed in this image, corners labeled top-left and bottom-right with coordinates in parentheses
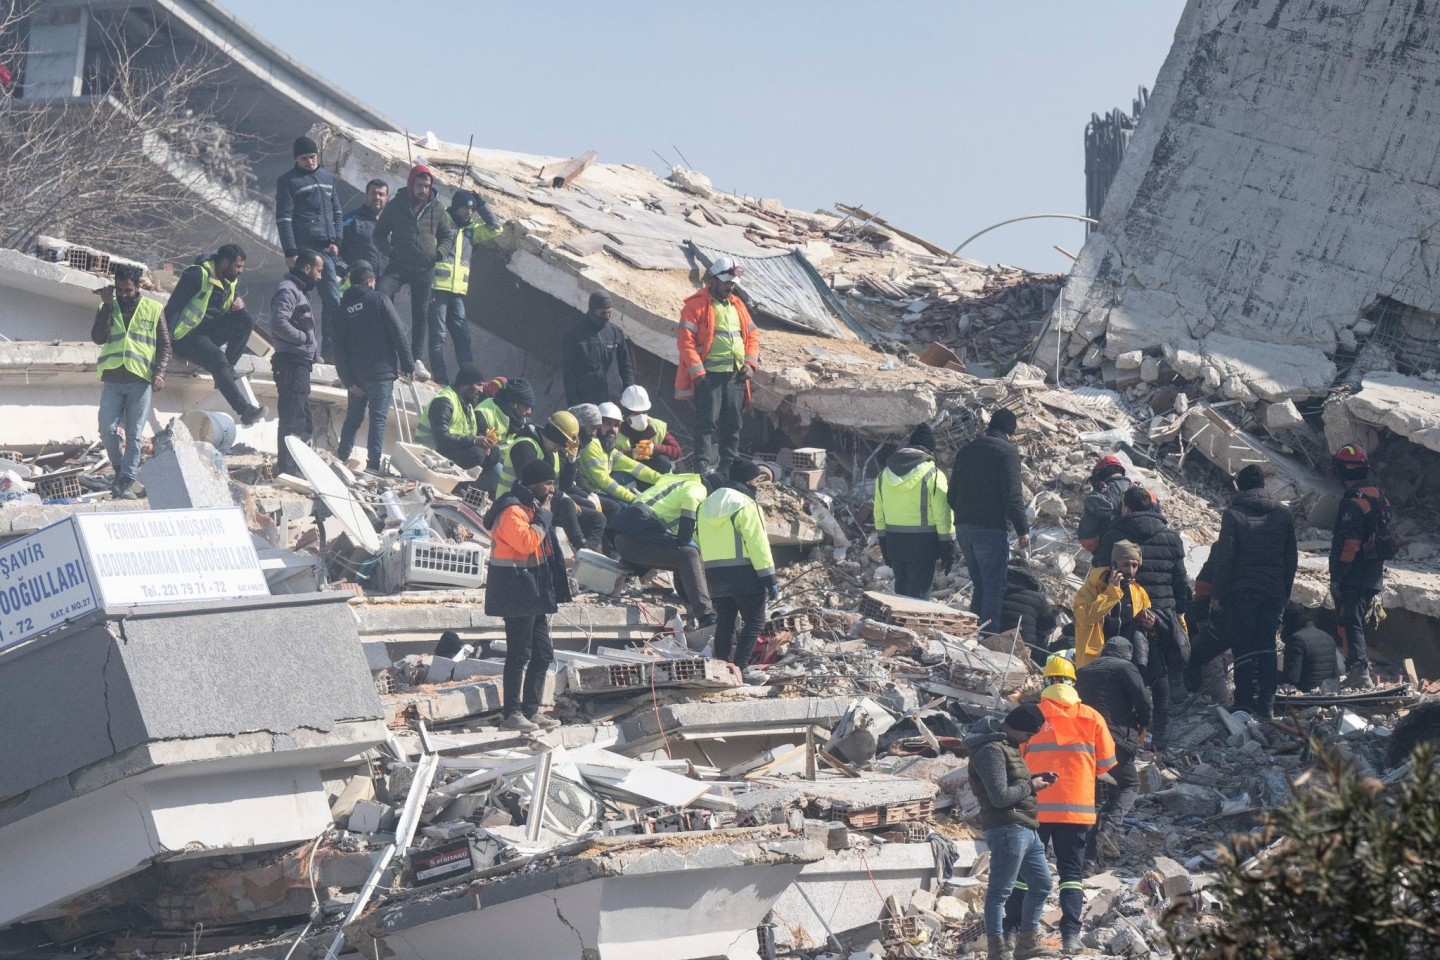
top-left (1077, 455), bottom-right (1131, 562)
top-left (374, 163), bottom-right (455, 367)
top-left (1097, 485), bottom-right (1191, 615)
top-left (874, 423), bottom-right (956, 599)
top-left (1280, 602), bottom-right (1339, 692)
top-left (1000, 559), bottom-right (1059, 665)
top-left (1206, 464), bottom-right (1297, 718)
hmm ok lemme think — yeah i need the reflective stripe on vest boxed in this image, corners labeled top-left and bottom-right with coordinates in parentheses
top-left (1036, 802), bottom-right (1097, 815)
top-left (879, 463), bottom-right (941, 533)
top-left (704, 299), bottom-right (745, 372)
top-left (499, 438), bottom-right (556, 492)
top-left (417, 387), bottom-right (478, 449)
top-left (173, 259), bottom-right (234, 341)
top-left (96, 299), bottom-right (162, 381)
top-left (702, 514), bottom-right (749, 568)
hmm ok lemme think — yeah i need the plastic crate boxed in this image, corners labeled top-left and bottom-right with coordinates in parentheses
top-left (405, 540), bottom-right (486, 589)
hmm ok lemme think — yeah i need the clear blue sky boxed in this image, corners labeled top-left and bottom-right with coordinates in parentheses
top-left (237, 1), bottom-right (1185, 273)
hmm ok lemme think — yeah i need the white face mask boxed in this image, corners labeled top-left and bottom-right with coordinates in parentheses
top-left (627, 413), bottom-right (649, 431)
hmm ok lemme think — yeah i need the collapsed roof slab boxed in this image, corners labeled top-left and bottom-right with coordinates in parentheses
top-left (1043, 0), bottom-right (1440, 390)
top-left (349, 829), bottom-right (825, 960)
top-left (1328, 371), bottom-right (1440, 455)
top-left (0, 593), bottom-right (387, 925)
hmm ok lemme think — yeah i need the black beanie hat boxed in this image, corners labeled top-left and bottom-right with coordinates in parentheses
top-left (589, 290), bottom-right (614, 312)
top-left (990, 408), bottom-right (1018, 435)
top-left (907, 423), bottom-right (936, 452)
top-left (293, 135), bottom-right (319, 157)
top-left (453, 362), bottom-right (485, 388)
top-left (729, 459), bottom-right (765, 484)
top-left (450, 189), bottom-right (478, 211)
top-left (499, 378), bottom-right (536, 408)
top-left (1235, 464), bottom-right (1266, 491)
top-left (1004, 703), bottom-right (1045, 734)
top-left (521, 460), bottom-right (556, 485)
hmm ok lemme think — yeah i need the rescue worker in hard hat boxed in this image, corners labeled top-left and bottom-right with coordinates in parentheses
top-left (1003, 656), bottom-right (1116, 956)
top-left (1073, 539), bottom-right (1155, 667)
top-left (502, 410), bottom-right (605, 553)
top-left (609, 470), bottom-right (715, 630)
top-left (873, 422), bottom-right (956, 600)
top-left (417, 362), bottom-right (491, 469)
top-left (570, 402), bottom-right (662, 515)
top-left (698, 459), bottom-right (778, 669)
top-left (676, 256), bottom-right (760, 479)
top-left (1078, 454), bottom-right (1131, 562)
top-left (615, 384), bottom-right (682, 474)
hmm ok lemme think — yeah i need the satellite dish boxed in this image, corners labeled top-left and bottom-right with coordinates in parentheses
top-left (285, 436), bottom-right (381, 553)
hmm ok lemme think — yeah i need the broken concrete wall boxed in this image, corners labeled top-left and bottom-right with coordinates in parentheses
top-left (1045, 0), bottom-right (1440, 400)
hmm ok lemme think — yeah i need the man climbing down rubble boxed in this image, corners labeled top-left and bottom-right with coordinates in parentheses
top-left (1202, 464), bottom-right (1297, 718)
top-left (165, 244), bottom-right (267, 425)
top-left (948, 408), bottom-right (1028, 634)
top-left (676, 256), bottom-right (760, 479)
top-left (1073, 539), bottom-right (1154, 668)
top-left (333, 260), bottom-right (414, 475)
top-left (1281, 601), bottom-right (1340, 692)
top-left (502, 410), bottom-right (604, 552)
top-left (428, 189), bottom-right (501, 384)
top-left (563, 290), bottom-right (635, 406)
top-left (374, 163), bottom-right (452, 372)
top-left (698, 459), bottom-right (778, 669)
top-left (93, 265), bottom-right (169, 499)
top-left (418, 362), bottom-right (490, 470)
top-left (1005, 656), bottom-right (1115, 955)
top-left (1075, 636), bottom-right (1151, 861)
top-left (485, 459), bottom-right (569, 732)
top-left (1329, 444), bottom-right (1393, 689)
top-left (571, 402), bottom-right (661, 514)
top-left (874, 423), bottom-right (956, 600)
top-left (609, 471), bottom-right (715, 631)
top-left (963, 703), bottom-right (1056, 960)
top-left (615, 384), bottom-right (682, 474)
top-left (1078, 454), bottom-right (1131, 562)
top-left (269, 249), bottom-right (322, 477)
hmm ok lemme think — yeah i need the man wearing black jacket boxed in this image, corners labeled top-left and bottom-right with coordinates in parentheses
top-left (949, 408), bottom-right (1028, 635)
top-left (333, 261), bottom-right (414, 474)
top-left (342, 179), bottom-right (389, 275)
top-left (1000, 560), bottom-right (1059, 665)
top-left (1075, 636), bottom-right (1152, 854)
top-left (165, 245), bottom-right (265, 424)
top-left (374, 163), bottom-right (454, 369)
top-left (1097, 485), bottom-right (1191, 615)
top-left (563, 290), bottom-right (635, 406)
top-left (1280, 602), bottom-right (1339, 692)
top-left (1206, 464), bottom-right (1297, 718)
top-left (275, 136), bottom-right (344, 360)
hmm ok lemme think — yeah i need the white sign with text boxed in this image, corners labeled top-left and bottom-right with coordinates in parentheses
top-left (0, 519), bottom-right (100, 652)
top-left (73, 508), bottom-right (268, 606)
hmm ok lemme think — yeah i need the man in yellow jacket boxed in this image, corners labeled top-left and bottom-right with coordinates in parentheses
top-left (874, 423), bottom-right (956, 599)
top-left (1073, 539), bottom-right (1155, 667)
top-left (1006, 656), bottom-right (1116, 955)
top-left (698, 459), bottom-right (777, 668)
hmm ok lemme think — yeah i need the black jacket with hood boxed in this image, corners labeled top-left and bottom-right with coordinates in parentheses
top-left (562, 317), bottom-right (635, 406)
top-left (947, 429), bottom-right (1028, 535)
top-left (1078, 472), bottom-right (1130, 559)
top-left (482, 483), bottom-right (572, 618)
top-left (962, 716), bottom-right (1038, 829)
top-left (335, 286), bottom-right (414, 384)
top-left (1209, 487), bottom-right (1298, 603)
top-left (1097, 506), bottom-right (1191, 613)
top-left (1000, 565), bottom-right (1058, 656)
top-left (1282, 625), bottom-right (1339, 691)
top-left (1075, 637), bottom-right (1153, 748)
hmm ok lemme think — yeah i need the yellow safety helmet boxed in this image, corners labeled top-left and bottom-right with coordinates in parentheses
top-left (548, 410), bottom-right (580, 444)
top-left (1043, 655), bottom-right (1077, 683)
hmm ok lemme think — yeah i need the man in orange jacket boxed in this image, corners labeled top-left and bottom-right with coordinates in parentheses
top-left (1005, 656), bottom-right (1116, 955)
top-left (676, 256), bottom-right (760, 479)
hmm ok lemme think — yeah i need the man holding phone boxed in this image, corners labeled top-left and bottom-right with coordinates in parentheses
top-left (1005, 657), bottom-right (1117, 955)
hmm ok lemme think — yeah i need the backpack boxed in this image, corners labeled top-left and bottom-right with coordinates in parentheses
top-left (1351, 488), bottom-right (1400, 562)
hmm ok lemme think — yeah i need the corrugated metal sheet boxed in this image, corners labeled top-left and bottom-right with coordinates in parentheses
top-left (694, 243), bottom-right (846, 339)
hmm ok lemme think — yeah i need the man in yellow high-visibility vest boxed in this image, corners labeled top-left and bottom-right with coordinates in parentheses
top-left (91, 265), bottom-right (169, 499)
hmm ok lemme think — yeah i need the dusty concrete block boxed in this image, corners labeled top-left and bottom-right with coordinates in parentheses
top-left (1263, 399), bottom-right (1304, 430)
top-left (1116, 350), bottom-right (1144, 370)
top-left (1140, 356), bottom-right (1163, 382)
top-left (139, 420), bottom-right (236, 509)
top-left (348, 799), bottom-right (388, 833)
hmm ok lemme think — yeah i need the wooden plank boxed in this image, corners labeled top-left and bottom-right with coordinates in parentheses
top-left (539, 150), bottom-right (597, 187)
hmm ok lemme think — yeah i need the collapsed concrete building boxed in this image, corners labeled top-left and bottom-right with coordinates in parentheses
top-left (3, 0), bottom-right (1440, 957)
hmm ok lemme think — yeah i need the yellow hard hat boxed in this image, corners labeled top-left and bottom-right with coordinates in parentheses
top-left (1043, 655), bottom-right (1077, 683)
top-left (548, 410), bottom-right (580, 443)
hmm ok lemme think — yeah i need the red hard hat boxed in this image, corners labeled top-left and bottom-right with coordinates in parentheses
top-left (1093, 455), bottom-right (1124, 472)
top-left (1332, 444), bottom-right (1369, 466)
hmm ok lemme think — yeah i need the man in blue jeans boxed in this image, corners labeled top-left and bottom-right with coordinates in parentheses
top-left (949, 408), bottom-right (1029, 634)
top-left (962, 703), bottom-right (1056, 960)
top-left (91, 265), bottom-right (170, 499)
top-left (334, 261), bottom-right (414, 474)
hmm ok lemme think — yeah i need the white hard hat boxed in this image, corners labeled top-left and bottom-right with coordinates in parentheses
top-left (620, 384), bottom-right (652, 412)
top-left (598, 402), bottom-right (623, 422)
top-left (708, 255), bottom-right (743, 282)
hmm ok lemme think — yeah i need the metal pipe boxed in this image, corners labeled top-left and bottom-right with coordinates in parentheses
top-left (944, 214), bottom-right (1099, 263)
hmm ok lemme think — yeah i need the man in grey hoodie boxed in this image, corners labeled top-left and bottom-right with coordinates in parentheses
top-left (269, 249), bottom-right (323, 476)
top-left (962, 704), bottom-right (1057, 960)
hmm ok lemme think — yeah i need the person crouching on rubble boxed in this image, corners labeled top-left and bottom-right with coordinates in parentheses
top-left (484, 459), bottom-right (570, 732)
top-left (964, 703), bottom-right (1056, 960)
top-left (874, 423), bottom-right (957, 600)
top-left (1280, 601), bottom-right (1340, 692)
top-left (1004, 656), bottom-right (1115, 956)
top-left (698, 459), bottom-right (778, 670)
top-left (1073, 539), bottom-right (1154, 668)
top-left (93, 264), bottom-right (170, 499)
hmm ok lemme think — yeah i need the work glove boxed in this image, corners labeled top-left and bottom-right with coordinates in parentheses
top-left (764, 576), bottom-right (780, 602)
top-left (938, 539), bottom-right (957, 574)
top-left (635, 439), bottom-right (654, 461)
